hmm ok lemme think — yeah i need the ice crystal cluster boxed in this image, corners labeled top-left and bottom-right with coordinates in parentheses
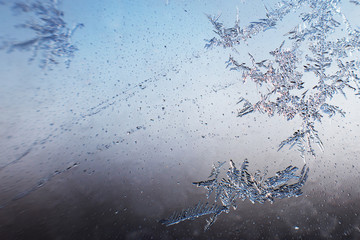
top-left (160, 160), bottom-right (309, 231)
top-left (0, 0), bottom-right (83, 69)
top-left (206, 0), bottom-right (360, 159)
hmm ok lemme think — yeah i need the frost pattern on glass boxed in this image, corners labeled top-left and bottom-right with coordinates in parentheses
top-left (0, 0), bottom-right (83, 69)
top-left (160, 160), bottom-right (309, 231)
top-left (206, 0), bottom-right (360, 159)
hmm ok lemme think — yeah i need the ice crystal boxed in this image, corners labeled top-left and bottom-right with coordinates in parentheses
top-left (0, 0), bottom-right (83, 69)
top-left (206, 0), bottom-right (360, 159)
top-left (350, 0), bottom-right (360, 5)
top-left (160, 160), bottom-right (309, 231)
top-left (159, 202), bottom-right (227, 231)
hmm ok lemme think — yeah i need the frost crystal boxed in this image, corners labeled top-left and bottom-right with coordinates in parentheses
top-left (350, 0), bottom-right (360, 5)
top-left (160, 160), bottom-right (309, 231)
top-left (206, 0), bottom-right (360, 159)
top-left (159, 202), bottom-right (227, 231)
top-left (0, 0), bottom-right (83, 69)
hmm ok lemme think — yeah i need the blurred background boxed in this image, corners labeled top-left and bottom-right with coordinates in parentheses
top-left (0, 0), bottom-right (359, 239)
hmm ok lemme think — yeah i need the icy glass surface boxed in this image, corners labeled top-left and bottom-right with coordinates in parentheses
top-left (0, 0), bottom-right (359, 239)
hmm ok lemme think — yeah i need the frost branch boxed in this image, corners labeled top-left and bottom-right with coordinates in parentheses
top-left (160, 160), bottom-right (309, 230)
top-left (1, 0), bottom-right (84, 69)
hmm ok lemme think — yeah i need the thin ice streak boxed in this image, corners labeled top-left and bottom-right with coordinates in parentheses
top-left (0, 162), bottom-right (78, 209)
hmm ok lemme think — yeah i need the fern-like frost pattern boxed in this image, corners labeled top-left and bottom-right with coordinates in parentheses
top-left (206, 0), bottom-right (360, 159)
top-left (0, 0), bottom-right (83, 69)
top-left (160, 160), bottom-right (309, 231)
